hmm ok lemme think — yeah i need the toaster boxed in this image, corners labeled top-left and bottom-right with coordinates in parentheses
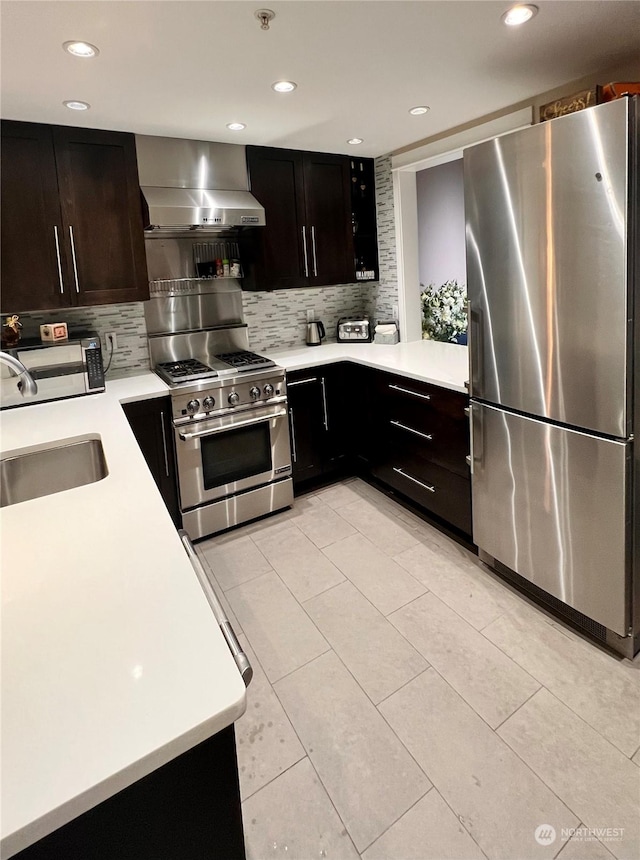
top-left (337, 316), bottom-right (372, 343)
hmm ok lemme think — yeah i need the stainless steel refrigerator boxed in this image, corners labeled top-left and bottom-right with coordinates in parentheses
top-left (464, 96), bottom-right (639, 657)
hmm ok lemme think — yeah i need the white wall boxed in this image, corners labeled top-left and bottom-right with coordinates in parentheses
top-left (416, 159), bottom-right (466, 289)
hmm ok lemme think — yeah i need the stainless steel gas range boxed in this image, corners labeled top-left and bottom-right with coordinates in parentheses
top-left (144, 278), bottom-right (293, 539)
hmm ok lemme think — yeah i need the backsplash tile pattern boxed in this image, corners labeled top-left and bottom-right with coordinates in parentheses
top-left (368, 155), bottom-right (399, 324)
top-left (242, 283), bottom-right (368, 352)
top-left (16, 303), bottom-right (150, 375)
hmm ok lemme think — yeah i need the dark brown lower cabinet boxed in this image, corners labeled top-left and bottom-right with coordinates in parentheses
top-left (286, 361), bottom-right (471, 536)
top-left (287, 364), bottom-right (353, 488)
top-left (368, 369), bottom-right (472, 536)
top-left (13, 725), bottom-right (245, 860)
top-left (122, 397), bottom-right (181, 527)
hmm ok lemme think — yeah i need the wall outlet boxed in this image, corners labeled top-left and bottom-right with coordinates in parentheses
top-left (307, 309), bottom-right (316, 323)
top-left (392, 304), bottom-right (399, 321)
top-left (105, 331), bottom-right (117, 350)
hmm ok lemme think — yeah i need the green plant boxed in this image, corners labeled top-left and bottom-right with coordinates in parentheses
top-left (420, 280), bottom-right (467, 342)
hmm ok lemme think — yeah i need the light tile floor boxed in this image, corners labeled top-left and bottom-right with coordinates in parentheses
top-left (197, 477), bottom-right (640, 860)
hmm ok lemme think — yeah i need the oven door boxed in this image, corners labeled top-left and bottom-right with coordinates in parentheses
top-left (174, 403), bottom-right (292, 509)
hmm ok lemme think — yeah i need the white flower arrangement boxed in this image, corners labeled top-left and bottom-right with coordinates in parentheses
top-left (420, 280), bottom-right (468, 342)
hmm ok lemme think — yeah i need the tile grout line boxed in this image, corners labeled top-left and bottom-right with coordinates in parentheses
top-left (271, 648), bottom-right (437, 855)
top-left (356, 786), bottom-right (435, 856)
top-left (478, 614), bottom-right (640, 759)
top-left (494, 685), bottom-right (622, 836)
top-left (491, 682), bottom-right (543, 733)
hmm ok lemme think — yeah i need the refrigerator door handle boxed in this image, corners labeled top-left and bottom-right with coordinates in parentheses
top-left (469, 306), bottom-right (483, 398)
top-left (468, 402), bottom-right (474, 475)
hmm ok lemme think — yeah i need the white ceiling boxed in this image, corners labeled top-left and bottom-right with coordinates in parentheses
top-left (1, 1), bottom-right (639, 157)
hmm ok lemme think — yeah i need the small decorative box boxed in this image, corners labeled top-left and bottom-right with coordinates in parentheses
top-left (40, 322), bottom-right (68, 342)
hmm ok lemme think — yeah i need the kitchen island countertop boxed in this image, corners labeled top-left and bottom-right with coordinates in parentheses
top-left (263, 338), bottom-right (469, 393)
top-left (0, 373), bottom-right (247, 858)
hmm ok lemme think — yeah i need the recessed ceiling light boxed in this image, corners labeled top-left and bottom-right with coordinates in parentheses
top-left (501, 4), bottom-right (538, 26)
top-left (63, 100), bottom-right (90, 111)
top-left (63, 40), bottom-right (99, 58)
top-left (409, 106), bottom-right (430, 116)
top-left (272, 81), bottom-right (297, 93)
top-left (226, 122), bottom-right (246, 131)
top-left (347, 138), bottom-right (363, 145)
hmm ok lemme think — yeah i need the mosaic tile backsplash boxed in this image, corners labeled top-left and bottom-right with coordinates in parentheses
top-left (368, 154), bottom-right (399, 324)
top-left (14, 158), bottom-right (399, 365)
top-left (16, 303), bottom-right (150, 376)
top-left (242, 282), bottom-right (371, 351)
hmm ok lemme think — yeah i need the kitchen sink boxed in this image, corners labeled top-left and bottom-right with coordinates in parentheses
top-left (0, 434), bottom-right (108, 507)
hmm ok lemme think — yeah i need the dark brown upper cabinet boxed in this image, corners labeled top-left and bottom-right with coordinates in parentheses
top-left (1, 120), bottom-right (149, 314)
top-left (244, 146), bottom-right (356, 291)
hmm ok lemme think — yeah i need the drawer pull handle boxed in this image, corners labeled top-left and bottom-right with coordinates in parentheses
top-left (393, 467), bottom-right (435, 493)
top-left (464, 407), bottom-right (470, 417)
top-left (389, 383), bottom-right (431, 401)
top-left (465, 454), bottom-right (472, 467)
top-left (287, 377), bottom-right (318, 387)
top-left (390, 420), bottom-right (432, 441)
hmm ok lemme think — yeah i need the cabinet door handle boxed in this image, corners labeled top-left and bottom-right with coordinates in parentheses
top-left (160, 410), bottom-right (170, 478)
top-left (389, 383), bottom-right (431, 401)
top-left (393, 467), bottom-right (435, 493)
top-left (53, 226), bottom-right (64, 294)
top-left (288, 408), bottom-right (297, 463)
top-left (302, 226), bottom-right (309, 277)
top-left (68, 226), bottom-right (80, 293)
top-left (311, 225), bottom-right (318, 276)
top-left (390, 420), bottom-right (432, 441)
top-left (287, 377), bottom-right (318, 387)
top-left (320, 376), bottom-right (329, 431)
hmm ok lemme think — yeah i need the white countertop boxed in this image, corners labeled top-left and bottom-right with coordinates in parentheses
top-left (0, 373), bottom-right (247, 858)
top-left (264, 339), bottom-right (469, 393)
top-left (0, 339), bottom-right (466, 856)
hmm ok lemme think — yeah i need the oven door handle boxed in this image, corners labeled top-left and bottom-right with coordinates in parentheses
top-left (178, 530), bottom-right (252, 687)
top-left (178, 408), bottom-right (288, 441)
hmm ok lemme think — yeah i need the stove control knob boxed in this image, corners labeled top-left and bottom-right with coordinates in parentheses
top-left (202, 396), bottom-right (215, 411)
top-left (250, 386), bottom-right (261, 400)
top-left (263, 384), bottom-right (274, 397)
top-left (186, 399), bottom-right (200, 414)
top-left (228, 392), bottom-right (240, 406)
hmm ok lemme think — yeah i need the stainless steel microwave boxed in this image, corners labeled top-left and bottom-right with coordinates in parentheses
top-left (1, 333), bottom-right (105, 409)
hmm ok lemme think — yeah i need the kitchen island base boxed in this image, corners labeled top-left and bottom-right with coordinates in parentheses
top-left (12, 725), bottom-right (246, 860)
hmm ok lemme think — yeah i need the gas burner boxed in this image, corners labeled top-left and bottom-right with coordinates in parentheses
top-left (156, 358), bottom-right (218, 385)
top-left (215, 350), bottom-right (276, 372)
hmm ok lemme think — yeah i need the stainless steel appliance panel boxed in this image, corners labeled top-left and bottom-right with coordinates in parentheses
top-left (471, 402), bottom-right (630, 634)
top-left (175, 403), bottom-right (292, 509)
top-left (465, 98), bottom-right (629, 437)
top-left (182, 478), bottom-right (293, 541)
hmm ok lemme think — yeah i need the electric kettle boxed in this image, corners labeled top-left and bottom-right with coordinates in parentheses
top-left (306, 320), bottom-right (326, 346)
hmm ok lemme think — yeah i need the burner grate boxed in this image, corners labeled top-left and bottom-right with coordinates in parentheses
top-left (215, 350), bottom-right (275, 371)
top-left (156, 358), bottom-right (217, 383)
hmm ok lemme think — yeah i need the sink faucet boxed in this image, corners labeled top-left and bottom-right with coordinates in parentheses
top-left (0, 351), bottom-right (38, 397)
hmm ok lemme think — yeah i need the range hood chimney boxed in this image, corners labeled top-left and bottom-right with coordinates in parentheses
top-left (136, 134), bottom-right (265, 232)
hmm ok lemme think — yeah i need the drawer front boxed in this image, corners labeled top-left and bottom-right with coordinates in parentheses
top-left (372, 456), bottom-right (471, 535)
top-left (383, 411), bottom-right (469, 477)
top-left (377, 372), bottom-right (467, 419)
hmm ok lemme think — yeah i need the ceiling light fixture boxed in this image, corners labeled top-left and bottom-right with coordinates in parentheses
top-left (409, 106), bottom-right (430, 116)
top-left (501, 4), bottom-right (538, 26)
top-left (272, 81), bottom-right (297, 93)
top-left (226, 122), bottom-right (246, 131)
top-left (347, 138), bottom-right (363, 145)
top-left (63, 100), bottom-right (90, 111)
top-left (63, 40), bottom-right (99, 57)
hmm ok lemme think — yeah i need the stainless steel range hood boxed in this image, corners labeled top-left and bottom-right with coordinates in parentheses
top-left (136, 134), bottom-right (265, 232)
